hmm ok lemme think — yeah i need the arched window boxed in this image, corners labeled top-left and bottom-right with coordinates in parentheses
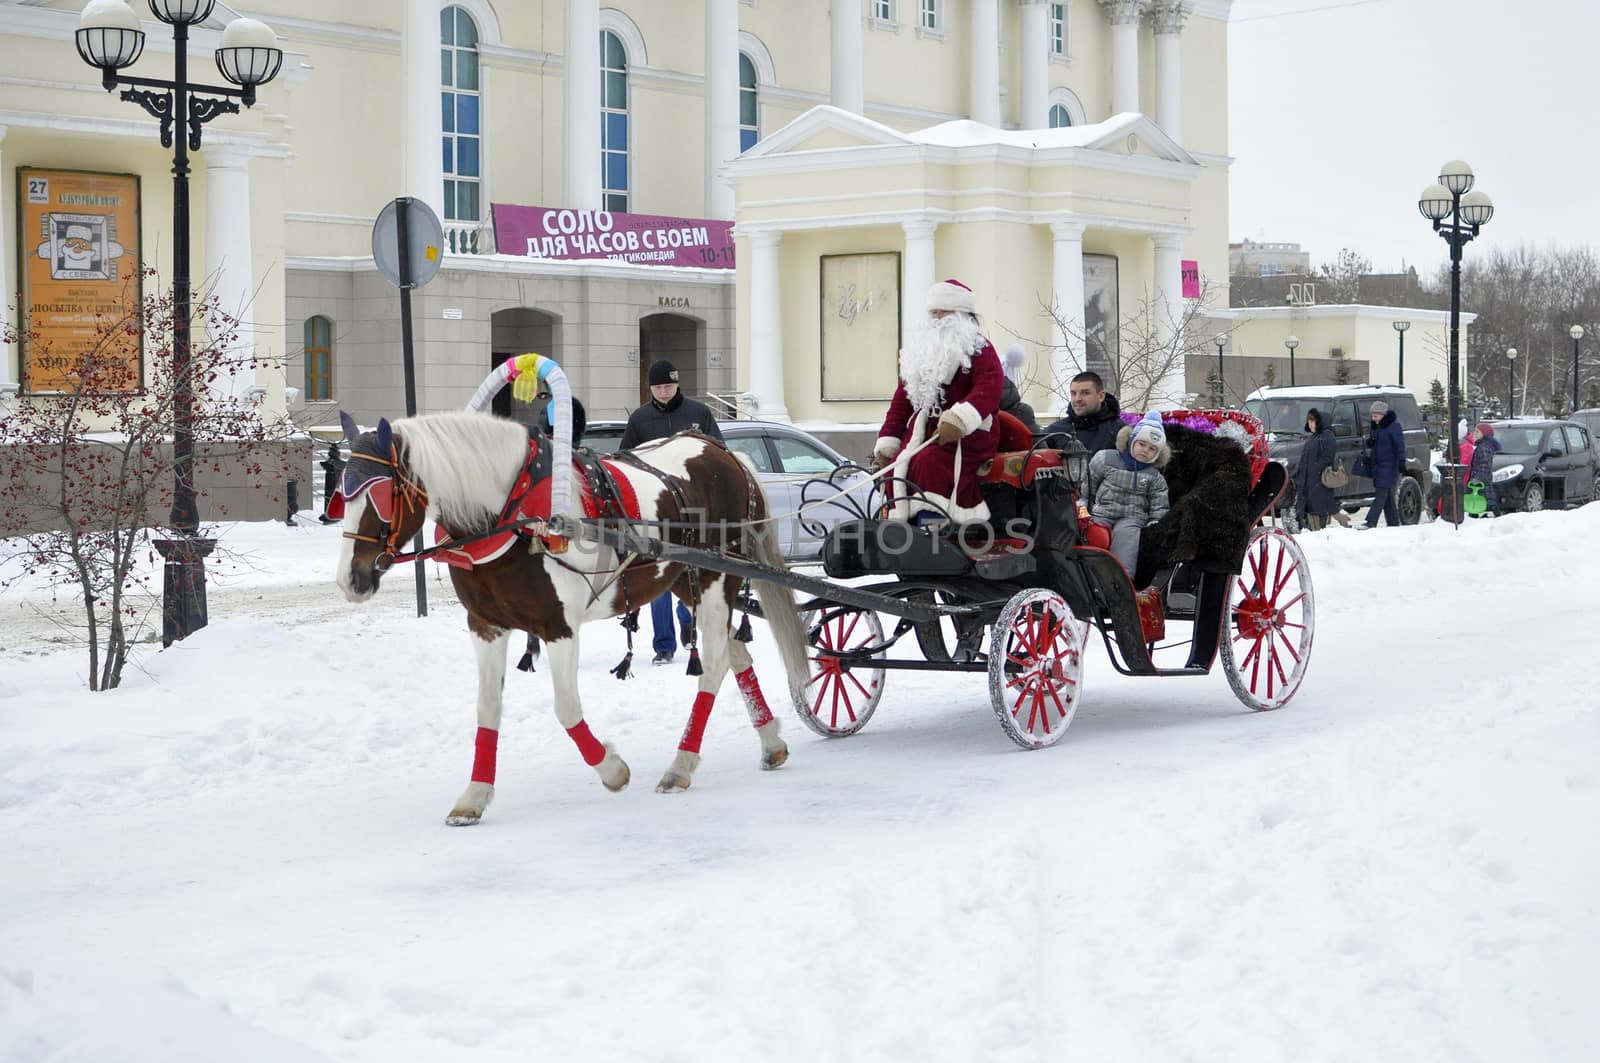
top-left (1048, 103), bottom-right (1071, 128)
top-left (441, 6), bottom-right (481, 228)
top-left (304, 316), bottom-right (333, 400)
top-left (601, 29), bottom-right (629, 212)
top-left (739, 52), bottom-right (759, 153)
top-left (1047, 87), bottom-right (1086, 128)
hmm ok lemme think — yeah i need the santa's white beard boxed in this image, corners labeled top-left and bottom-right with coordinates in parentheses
top-left (900, 314), bottom-right (983, 410)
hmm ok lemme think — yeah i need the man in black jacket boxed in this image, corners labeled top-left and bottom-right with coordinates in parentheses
top-left (619, 359), bottom-right (724, 449)
top-left (621, 359), bottom-right (724, 664)
top-left (1040, 371), bottom-right (1123, 454)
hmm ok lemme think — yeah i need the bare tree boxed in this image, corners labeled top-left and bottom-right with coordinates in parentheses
top-left (1, 268), bottom-right (292, 690)
top-left (1314, 248), bottom-right (1372, 304)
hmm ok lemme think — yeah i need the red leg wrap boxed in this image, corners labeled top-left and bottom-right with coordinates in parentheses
top-left (566, 721), bottom-right (607, 767)
top-left (735, 667), bottom-right (775, 729)
top-left (679, 691), bottom-right (716, 754)
top-left (471, 726), bottom-right (498, 785)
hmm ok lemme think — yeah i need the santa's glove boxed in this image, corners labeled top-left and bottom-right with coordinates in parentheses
top-left (936, 409), bottom-right (966, 446)
top-left (872, 437), bottom-right (901, 470)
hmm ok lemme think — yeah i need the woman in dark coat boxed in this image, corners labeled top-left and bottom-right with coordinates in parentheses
top-left (1465, 421), bottom-right (1502, 514)
top-left (1293, 407), bottom-right (1338, 530)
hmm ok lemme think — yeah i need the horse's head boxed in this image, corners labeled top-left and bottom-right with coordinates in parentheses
top-left (332, 411), bottom-right (429, 602)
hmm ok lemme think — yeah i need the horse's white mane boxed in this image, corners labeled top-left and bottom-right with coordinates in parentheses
top-left (394, 411), bottom-right (529, 532)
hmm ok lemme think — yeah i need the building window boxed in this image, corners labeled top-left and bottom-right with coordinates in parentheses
top-left (441, 6), bottom-right (481, 226)
top-left (1048, 103), bottom-right (1071, 128)
top-left (601, 29), bottom-right (629, 212)
top-left (919, 0), bottom-right (939, 30)
top-left (739, 52), bottom-right (759, 153)
top-left (872, 0), bottom-right (895, 21)
top-left (304, 316), bottom-right (333, 401)
top-left (1049, 3), bottom-right (1067, 56)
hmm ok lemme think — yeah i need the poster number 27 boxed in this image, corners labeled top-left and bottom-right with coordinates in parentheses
top-left (26, 177), bottom-right (49, 205)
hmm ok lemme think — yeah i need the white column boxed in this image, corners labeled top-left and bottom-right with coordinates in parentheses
top-left (1152, 1), bottom-right (1185, 142)
top-left (0, 124), bottom-right (15, 413)
top-left (204, 147), bottom-right (255, 401)
top-left (705, 0), bottom-right (740, 218)
top-left (1100, 0), bottom-right (1145, 116)
top-left (1152, 232), bottom-right (1187, 406)
top-left (748, 230), bottom-right (789, 422)
top-left (565, 0), bottom-right (602, 210)
top-left (969, 0), bottom-right (1001, 126)
top-left (401, 0), bottom-right (445, 222)
top-left (1050, 221), bottom-right (1087, 400)
top-left (1019, 0), bottom-right (1050, 129)
top-left (901, 219), bottom-right (938, 346)
top-left (830, 0), bottom-right (864, 114)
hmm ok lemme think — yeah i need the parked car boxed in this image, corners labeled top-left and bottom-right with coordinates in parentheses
top-left (1245, 385), bottom-right (1431, 525)
top-left (584, 418), bottom-right (869, 561)
top-left (1569, 407), bottom-right (1600, 441)
top-left (1479, 419), bottom-right (1600, 512)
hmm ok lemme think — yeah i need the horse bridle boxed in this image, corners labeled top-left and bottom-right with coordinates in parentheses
top-left (335, 444), bottom-right (430, 571)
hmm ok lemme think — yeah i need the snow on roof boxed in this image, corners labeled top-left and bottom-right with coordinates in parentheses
top-left (904, 114), bottom-right (1141, 150)
top-left (1244, 384), bottom-right (1420, 400)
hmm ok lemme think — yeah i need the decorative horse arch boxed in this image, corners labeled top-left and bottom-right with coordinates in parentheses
top-left (331, 385), bottom-right (810, 825)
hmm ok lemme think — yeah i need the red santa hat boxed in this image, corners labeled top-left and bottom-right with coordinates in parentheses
top-left (927, 278), bottom-right (977, 315)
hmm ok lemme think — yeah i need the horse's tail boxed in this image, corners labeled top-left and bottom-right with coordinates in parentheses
top-left (735, 456), bottom-right (811, 711)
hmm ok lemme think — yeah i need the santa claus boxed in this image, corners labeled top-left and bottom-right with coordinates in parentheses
top-left (873, 278), bottom-right (1004, 523)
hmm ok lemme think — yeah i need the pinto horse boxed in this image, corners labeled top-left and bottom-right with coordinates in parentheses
top-left (332, 410), bottom-right (810, 824)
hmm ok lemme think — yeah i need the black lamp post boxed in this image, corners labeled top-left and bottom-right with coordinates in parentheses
top-left (1284, 334), bottom-right (1299, 386)
top-left (1215, 336), bottom-right (1226, 406)
top-left (1506, 346), bottom-right (1517, 418)
top-left (1569, 324), bottom-right (1584, 413)
top-left (74, 0), bottom-right (283, 645)
top-left (1418, 161), bottom-right (1494, 470)
top-left (1392, 320), bottom-right (1410, 386)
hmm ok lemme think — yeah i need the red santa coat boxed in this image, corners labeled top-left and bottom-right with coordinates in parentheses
top-left (876, 340), bottom-right (1004, 521)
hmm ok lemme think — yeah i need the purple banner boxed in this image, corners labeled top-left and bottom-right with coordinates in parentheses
top-left (491, 204), bottom-right (736, 269)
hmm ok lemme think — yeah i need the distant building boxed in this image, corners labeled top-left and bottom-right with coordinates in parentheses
top-left (1229, 239), bottom-right (1311, 278)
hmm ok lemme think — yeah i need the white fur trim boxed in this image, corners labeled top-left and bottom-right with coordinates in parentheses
top-left (927, 279), bottom-right (977, 315)
top-left (947, 401), bottom-right (982, 436)
top-left (875, 435), bottom-right (903, 458)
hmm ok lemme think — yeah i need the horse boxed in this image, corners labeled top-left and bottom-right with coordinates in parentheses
top-left (332, 409), bottom-right (811, 825)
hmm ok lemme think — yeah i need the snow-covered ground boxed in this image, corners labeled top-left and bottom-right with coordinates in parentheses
top-left (3, 512), bottom-right (1598, 1061)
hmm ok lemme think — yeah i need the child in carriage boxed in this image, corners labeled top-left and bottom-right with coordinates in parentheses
top-left (1086, 411), bottom-right (1172, 577)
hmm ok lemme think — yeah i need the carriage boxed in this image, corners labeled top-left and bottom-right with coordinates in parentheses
top-left (334, 364), bottom-right (1315, 824)
top-left (564, 406), bottom-right (1316, 751)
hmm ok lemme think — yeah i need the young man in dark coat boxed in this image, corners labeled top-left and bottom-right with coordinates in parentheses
top-left (620, 359), bottom-right (724, 664)
top-left (1040, 371), bottom-right (1122, 454)
top-left (1360, 400), bottom-right (1408, 529)
top-left (619, 359), bottom-right (724, 449)
top-left (1293, 408), bottom-right (1338, 530)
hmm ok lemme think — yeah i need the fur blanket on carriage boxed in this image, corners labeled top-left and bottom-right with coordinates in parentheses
top-left (1131, 423), bottom-right (1258, 589)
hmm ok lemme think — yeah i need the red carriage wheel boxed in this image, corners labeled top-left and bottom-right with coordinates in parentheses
top-left (1220, 527), bottom-right (1316, 711)
top-left (796, 606), bottom-right (886, 737)
top-left (987, 588), bottom-right (1085, 750)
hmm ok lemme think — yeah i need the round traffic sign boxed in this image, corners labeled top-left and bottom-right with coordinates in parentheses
top-left (372, 197), bottom-right (445, 290)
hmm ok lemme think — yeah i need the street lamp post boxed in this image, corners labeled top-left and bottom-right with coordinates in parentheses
top-left (1392, 320), bottom-right (1411, 386)
top-left (1284, 334), bottom-right (1299, 386)
top-left (1418, 161), bottom-right (1493, 472)
top-left (1506, 347), bottom-right (1517, 418)
top-left (1215, 336), bottom-right (1226, 406)
top-left (74, 0), bottom-right (283, 645)
top-left (1569, 324), bottom-right (1584, 413)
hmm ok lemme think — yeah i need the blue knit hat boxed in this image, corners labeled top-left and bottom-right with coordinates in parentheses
top-left (1130, 410), bottom-right (1166, 449)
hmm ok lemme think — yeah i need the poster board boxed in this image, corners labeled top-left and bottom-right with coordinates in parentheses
top-left (17, 168), bottom-right (143, 393)
top-left (1083, 253), bottom-right (1120, 386)
top-left (819, 251), bottom-right (900, 401)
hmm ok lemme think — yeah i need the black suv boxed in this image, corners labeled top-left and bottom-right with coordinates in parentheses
top-left (1245, 385), bottom-right (1432, 525)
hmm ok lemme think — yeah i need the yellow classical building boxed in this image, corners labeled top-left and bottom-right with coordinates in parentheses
top-left (0, 0), bottom-right (1236, 433)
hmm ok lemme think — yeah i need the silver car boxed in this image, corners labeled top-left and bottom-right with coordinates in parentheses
top-left (584, 419), bottom-right (870, 562)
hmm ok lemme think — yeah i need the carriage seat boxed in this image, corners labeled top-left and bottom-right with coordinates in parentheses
top-left (976, 409), bottom-right (1064, 489)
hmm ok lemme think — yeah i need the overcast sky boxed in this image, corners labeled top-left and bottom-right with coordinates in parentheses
top-left (1227, 0), bottom-right (1595, 275)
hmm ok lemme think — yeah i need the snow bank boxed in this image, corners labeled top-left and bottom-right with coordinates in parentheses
top-left (3, 508), bottom-right (1598, 1060)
